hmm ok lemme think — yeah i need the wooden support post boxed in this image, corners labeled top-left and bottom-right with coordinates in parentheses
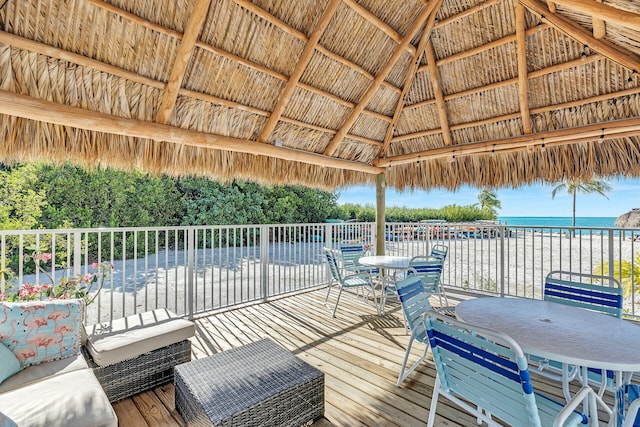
top-left (376, 173), bottom-right (386, 256)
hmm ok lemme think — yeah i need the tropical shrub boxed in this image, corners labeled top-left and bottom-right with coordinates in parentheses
top-left (594, 256), bottom-right (640, 298)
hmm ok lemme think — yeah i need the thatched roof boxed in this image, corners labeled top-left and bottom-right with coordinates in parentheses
top-left (2, 0), bottom-right (640, 191)
top-left (615, 209), bottom-right (640, 227)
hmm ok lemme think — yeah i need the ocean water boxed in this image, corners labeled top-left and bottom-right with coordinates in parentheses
top-left (498, 216), bottom-right (617, 228)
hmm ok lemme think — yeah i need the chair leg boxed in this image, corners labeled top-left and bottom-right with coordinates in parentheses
top-left (397, 332), bottom-right (429, 386)
top-left (427, 375), bottom-right (441, 427)
top-left (324, 281), bottom-right (334, 306)
top-left (438, 283), bottom-right (449, 307)
top-left (332, 286), bottom-right (344, 318)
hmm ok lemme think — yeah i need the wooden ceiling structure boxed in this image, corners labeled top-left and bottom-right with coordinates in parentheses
top-left (1, 0), bottom-right (640, 191)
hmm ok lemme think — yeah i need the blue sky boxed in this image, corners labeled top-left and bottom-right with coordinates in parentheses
top-left (336, 177), bottom-right (640, 217)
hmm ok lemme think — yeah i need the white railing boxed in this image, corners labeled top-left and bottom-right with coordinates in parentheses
top-left (1, 222), bottom-right (639, 323)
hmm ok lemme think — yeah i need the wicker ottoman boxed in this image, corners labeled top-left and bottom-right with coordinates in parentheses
top-left (175, 339), bottom-right (324, 427)
top-left (84, 309), bottom-right (195, 402)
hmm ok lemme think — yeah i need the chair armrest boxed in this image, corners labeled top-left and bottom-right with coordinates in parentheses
top-left (553, 386), bottom-right (595, 427)
top-left (343, 271), bottom-right (373, 282)
top-left (624, 397), bottom-right (640, 427)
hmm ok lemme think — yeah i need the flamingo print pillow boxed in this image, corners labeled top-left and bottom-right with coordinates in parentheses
top-left (0, 300), bottom-right (82, 367)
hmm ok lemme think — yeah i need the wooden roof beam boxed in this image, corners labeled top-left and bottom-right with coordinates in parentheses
top-left (0, 31), bottom-right (385, 149)
top-left (156, 0), bottom-right (211, 125)
top-left (84, 0), bottom-right (394, 123)
top-left (376, 116), bottom-right (640, 167)
top-left (380, 0), bottom-right (442, 157)
top-left (391, 83), bottom-right (640, 143)
top-left (421, 23), bottom-right (547, 69)
top-left (0, 90), bottom-right (384, 175)
top-left (258, 0), bottom-right (341, 143)
top-left (342, 0), bottom-right (416, 55)
top-left (232, 0), bottom-right (401, 95)
top-left (592, 0), bottom-right (606, 39)
top-left (425, 39), bottom-right (452, 146)
top-left (324, 1), bottom-right (441, 156)
top-left (399, 53), bottom-right (601, 121)
top-left (550, 0), bottom-right (640, 32)
top-left (433, 0), bottom-right (500, 28)
top-left (516, 3), bottom-right (533, 134)
top-left (520, 0), bottom-right (640, 72)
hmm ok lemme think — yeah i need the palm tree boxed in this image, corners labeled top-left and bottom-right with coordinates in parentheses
top-left (551, 178), bottom-right (612, 229)
top-left (476, 188), bottom-right (501, 217)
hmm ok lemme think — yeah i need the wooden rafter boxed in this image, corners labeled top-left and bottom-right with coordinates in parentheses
top-left (422, 24), bottom-right (548, 69)
top-left (84, 0), bottom-right (393, 124)
top-left (425, 40), bottom-right (452, 146)
top-left (433, 0), bottom-right (500, 28)
top-left (258, 0), bottom-right (341, 143)
top-left (375, 116), bottom-right (640, 167)
top-left (392, 81), bottom-right (640, 143)
top-left (323, 1), bottom-right (440, 156)
top-left (0, 90), bottom-right (384, 175)
top-left (232, 0), bottom-right (401, 95)
top-left (592, 0), bottom-right (606, 39)
top-left (402, 53), bottom-right (601, 116)
top-left (380, 0), bottom-right (442, 157)
top-left (520, 0), bottom-right (640, 72)
top-left (546, 1), bottom-right (557, 13)
top-left (156, 0), bottom-right (211, 125)
top-left (516, 3), bottom-right (533, 134)
top-left (0, 32), bottom-right (386, 149)
top-left (342, 0), bottom-right (416, 55)
top-left (549, 0), bottom-right (640, 31)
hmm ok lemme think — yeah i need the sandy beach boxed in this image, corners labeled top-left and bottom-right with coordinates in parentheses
top-left (67, 229), bottom-right (640, 324)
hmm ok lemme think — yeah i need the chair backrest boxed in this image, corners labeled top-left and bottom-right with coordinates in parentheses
top-left (339, 244), bottom-right (366, 270)
top-left (324, 248), bottom-right (343, 283)
top-left (430, 244), bottom-right (448, 260)
top-left (407, 256), bottom-right (444, 294)
top-left (395, 275), bottom-right (433, 334)
top-left (425, 311), bottom-right (542, 427)
top-left (544, 271), bottom-right (623, 318)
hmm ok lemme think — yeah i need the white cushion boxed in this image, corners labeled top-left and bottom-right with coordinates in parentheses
top-left (85, 309), bottom-right (194, 366)
top-left (0, 369), bottom-right (117, 427)
top-left (0, 353), bottom-right (87, 393)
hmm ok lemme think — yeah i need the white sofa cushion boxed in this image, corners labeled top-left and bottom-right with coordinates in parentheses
top-left (0, 369), bottom-right (117, 427)
top-left (85, 309), bottom-right (194, 366)
top-left (0, 353), bottom-right (87, 393)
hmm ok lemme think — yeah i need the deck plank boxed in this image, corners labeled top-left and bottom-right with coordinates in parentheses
top-left (115, 288), bottom-right (615, 427)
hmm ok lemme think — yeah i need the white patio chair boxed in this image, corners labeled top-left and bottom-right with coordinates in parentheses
top-left (323, 248), bottom-right (378, 318)
top-left (424, 310), bottom-right (593, 427)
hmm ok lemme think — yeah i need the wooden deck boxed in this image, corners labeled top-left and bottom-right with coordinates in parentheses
top-left (113, 288), bottom-right (615, 427)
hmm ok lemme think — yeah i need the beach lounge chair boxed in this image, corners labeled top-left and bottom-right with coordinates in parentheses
top-left (323, 248), bottom-right (378, 318)
top-left (424, 310), bottom-right (592, 427)
top-left (533, 271), bottom-right (623, 400)
top-left (395, 275), bottom-right (454, 386)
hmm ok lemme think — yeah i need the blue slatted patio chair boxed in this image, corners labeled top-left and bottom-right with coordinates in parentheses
top-left (323, 248), bottom-right (378, 318)
top-left (339, 244), bottom-right (379, 276)
top-left (395, 275), bottom-right (455, 386)
top-left (381, 255), bottom-right (446, 314)
top-left (424, 310), bottom-right (593, 427)
top-left (535, 271), bottom-right (624, 400)
top-left (429, 244), bottom-right (448, 260)
top-left (409, 255), bottom-right (448, 307)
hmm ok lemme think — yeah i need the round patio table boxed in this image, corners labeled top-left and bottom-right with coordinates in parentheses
top-left (358, 256), bottom-right (412, 313)
top-left (456, 297), bottom-right (640, 423)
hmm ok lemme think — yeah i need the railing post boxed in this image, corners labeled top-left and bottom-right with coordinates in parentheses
top-left (260, 225), bottom-right (269, 301)
top-left (608, 229), bottom-right (615, 286)
top-left (499, 226), bottom-right (505, 297)
top-left (187, 227), bottom-right (195, 319)
top-left (73, 231), bottom-right (82, 276)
